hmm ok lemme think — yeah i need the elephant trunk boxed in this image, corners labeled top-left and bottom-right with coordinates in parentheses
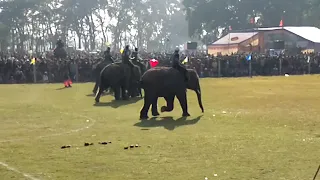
top-left (195, 87), bottom-right (204, 113)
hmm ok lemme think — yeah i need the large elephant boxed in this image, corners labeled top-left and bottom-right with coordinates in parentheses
top-left (139, 67), bottom-right (204, 119)
top-left (95, 62), bottom-right (141, 102)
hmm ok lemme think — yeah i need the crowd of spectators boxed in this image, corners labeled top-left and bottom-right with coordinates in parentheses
top-left (0, 51), bottom-right (318, 84)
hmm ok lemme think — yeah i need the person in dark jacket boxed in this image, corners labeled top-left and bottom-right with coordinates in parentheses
top-left (172, 48), bottom-right (188, 82)
top-left (131, 47), bottom-right (139, 63)
top-left (104, 47), bottom-right (114, 63)
top-left (122, 45), bottom-right (134, 68)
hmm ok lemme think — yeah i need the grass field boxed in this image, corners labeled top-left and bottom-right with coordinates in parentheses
top-left (0, 75), bottom-right (319, 180)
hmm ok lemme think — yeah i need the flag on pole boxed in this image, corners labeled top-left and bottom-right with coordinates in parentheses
top-left (149, 59), bottom-right (159, 68)
top-left (30, 58), bottom-right (36, 65)
top-left (182, 57), bottom-right (188, 64)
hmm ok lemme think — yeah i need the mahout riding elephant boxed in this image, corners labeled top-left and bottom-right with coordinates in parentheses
top-left (139, 67), bottom-right (204, 119)
top-left (95, 62), bottom-right (141, 102)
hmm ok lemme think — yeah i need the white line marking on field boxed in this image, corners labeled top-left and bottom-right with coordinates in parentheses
top-left (0, 112), bottom-right (96, 143)
top-left (0, 161), bottom-right (40, 180)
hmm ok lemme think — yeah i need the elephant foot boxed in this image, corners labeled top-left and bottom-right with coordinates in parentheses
top-left (152, 111), bottom-right (160, 116)
top-left (140, 115), bottom-right (149, 120)
top-left (182, 112), bottom-right (190, 117)
top-left (160, 106), bottom-right (167, 112)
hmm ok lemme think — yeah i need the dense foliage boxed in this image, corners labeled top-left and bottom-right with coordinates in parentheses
top-left (0, 0), bottom-right (188, 52)
top-left (0, 0), bottom-right (319, 52)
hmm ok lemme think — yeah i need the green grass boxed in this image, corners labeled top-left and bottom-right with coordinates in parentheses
top-left (0, 75), bottom-right (319, 180)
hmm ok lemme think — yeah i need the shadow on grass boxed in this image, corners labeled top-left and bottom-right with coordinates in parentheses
top-left (86, 92), bottom-right (111, 97)
top-left (93, 97), bottom-right (142, 108)
top-left (56, 87), bottom-right (72, 90)
top-left (86, 94), bottom-right (96, 97)
top-left (86, 89), bottom-right (114, 97)
top-left (134, 115), bottom-right (203, 131)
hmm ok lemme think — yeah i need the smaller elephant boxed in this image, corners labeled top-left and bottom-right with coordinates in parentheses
top-left (140, 67), bottom-right (204, 119)
top-left (95, 62), bottom-right (141, 103)
top-left (92, 60), bottom-right (113, 94)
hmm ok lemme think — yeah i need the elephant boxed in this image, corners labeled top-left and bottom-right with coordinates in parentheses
top-left (92, 60), bottom-right (143, 97)
top-left (92, 60), bottom-right (113, 94)
top-left (139, 67), bottom-right (204, 119)
top-left (95, 62), bottom-right (141, 103)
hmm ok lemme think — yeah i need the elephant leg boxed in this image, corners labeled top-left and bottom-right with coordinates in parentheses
top-left (128, 87), bottom-right (133, 98)
top-left (134, 86), bottom-right (139, 97)
top-left (161, 95), bottom-right (175, 112)
top-left (151, 97), bottom-right (160, 116)
top-left (121, 86), bottom-right (129, 100)
top-left (138, 87), bottom-right (143, 98)
top-left (95, 85), bottom-right (105, 103)
top-left (136, 87), bottom-right (141, 98)
top-left (93, 82), bottom-right (98, 94)
top-left (129, 86), bottom-right (136, 98)
top-left (113, 86), bottom-right (121, 100)
top-left (92, 77), bottom-right (99, 94)
top-left (176, 91), bottom-right (190, 117)
top-left (140, 92), bottom-right (153, 120)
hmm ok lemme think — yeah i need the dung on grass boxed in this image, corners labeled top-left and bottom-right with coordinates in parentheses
top-left (0, 76), bottom-right (319, 180)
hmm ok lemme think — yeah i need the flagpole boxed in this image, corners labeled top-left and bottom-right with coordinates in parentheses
top-left (33, 61), bottom-right (36, 83)
top-left (248, 16), bottom-right (255, 78)
top-left (228, 28), bottom-right (230, 55)
top-left (308, 57), bottom-right (311, 74)
top-left (249, 59), bottom-right (252, 78)
top-left (279, 11), bottom-right (285, 75)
